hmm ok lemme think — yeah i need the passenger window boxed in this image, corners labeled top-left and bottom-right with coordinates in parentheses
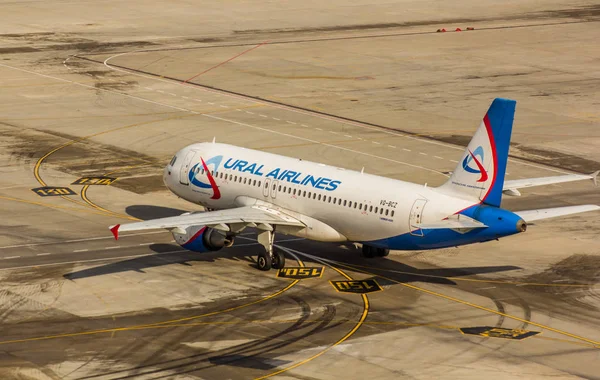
top-left (243, 178), bottom-right (247, 184)
top-left (264, 181), bottom-right (268, 188)
top-left (234, 175), bottom-right (238, 182)
top-left (278, 185), bottom-right (282, 191)
top-left (328, 196), bottom-right (332, 203)
top-left (375, 207), bottom-right (379, 213)
top-left (308, 192), bottom-right (312, 198)
top-left (391, 210), bottom-right (395, 217)
top-left (313, 193), bottom-right (316, 199)
top-left (343, 200), bottom-right (347, 206)
top-left (385, 209), bottom-right (389, 216)
top-left (258, 181), bottom-right (262, 187)
top-left (293, 189), bottom-right (297, 195)
top-left (303, 191), bottom-right (306, 197)
top-left (369, 206), bottom-right (373, 212)
top-left (283, 186), bottom-right (287, 193)
top-left (318, 194), bottom-right (322, 201)
top-left (338, 199), bottom-right (342, 205)
top-left (380, 208), bottom-right (384, 214)
top-left (253, 179), bottom-right (256, 186)
top-left (333, 197), bottom-right (337, 204)
top-left (288, 187), bottom-right (292, 194)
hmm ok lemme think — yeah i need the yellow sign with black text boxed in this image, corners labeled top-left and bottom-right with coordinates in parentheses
top-left (31, 187), bottom-right (76, 197)
top-left (72, 177), bottom-right (117, 186)
top-left (330, 279), bottom-right (382, 293)
top-left (460, 326), bottom-right (540, 340)
top-left (277, 267), bottom-right (324, 279)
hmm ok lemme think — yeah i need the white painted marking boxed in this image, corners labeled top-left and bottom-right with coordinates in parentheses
top-left (167, 93), bottom-right (177, 96)
top-left (138, 242), bottom-right (155, 246)
top-left (156, 90), bottom-right (165, 93)
top-left (478, 286), bottom-right (496, 290)
top-left (450, 159), bottom-right (459, 163)
top-left (344, 135), bottom-right (352, 138)
top-left (434, 156), bottom-right (444, 159)
top-left (37, 253), bottom-right (51, 256)
top-left (207, 102), bottom-right (215, 105)
top-left (403, 148), bottom-right (411, 152)
top-left (259, 114), bottom-right (268, 118)
top-left (194, 99), bottom-right (202, 102)
top-left (219, 105), bottom-right (229, 108)
top-left (204, 114), bottom-right (447, 176)
top-left (300, 124), bottom-right (309, 128)
top-left (144, 87), bottom-right (153, 90)
top-left (246, 111), bottom-right (254, 114)
top-left (73, 249), bottom-right (89, 253)
top-left (387, 145), bottom-right (396, 148)
top-left (372, 141), bottom-right (381, 145)
top-left (419, 152), bottom-right (427, 156)
top-left (273, 117), bottom-right (281, 121)
top-left (0, 231), bottom-right (167, 250)
top-left (182, 96), bottom-right (190, 99)
top-left (4, 256), bottom-right (20, 259)
top-left (552, 279), bottom-right (570, 283)
top-left (98, 55), bottom-right (574, 176)
top-left (104, 246), bottom-right (121, 250)
top-left (315, 128), bottom-right (323, 131)
top-left (235, 109), bottom-right (242, 112)
top-left (286, 121), bottom-right (297, 125)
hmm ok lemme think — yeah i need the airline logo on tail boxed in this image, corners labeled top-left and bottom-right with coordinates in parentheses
top-left (189, 155), bottom-right (222, 199)
top-left (462, 146), bottom-right (488, 183)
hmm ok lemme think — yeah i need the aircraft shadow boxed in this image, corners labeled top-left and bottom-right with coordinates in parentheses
top-left (278, 240), bottom-right (521, 286)
top-left (63, 243), bottom-right (257, 280)
top-left (125, 205), bottom-right (188, 220)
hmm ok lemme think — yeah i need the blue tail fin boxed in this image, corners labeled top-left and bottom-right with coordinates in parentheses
top-left (439, 98), bottom-right (516, 207)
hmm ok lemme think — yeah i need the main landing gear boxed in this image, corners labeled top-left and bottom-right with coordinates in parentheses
top-left (256, 226), bottom-right (285, 271)
top-left (361, 244), bottom-right (389, 258)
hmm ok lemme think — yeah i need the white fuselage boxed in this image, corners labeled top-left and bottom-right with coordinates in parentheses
top-left (163, 143), bottom-right (475, 243)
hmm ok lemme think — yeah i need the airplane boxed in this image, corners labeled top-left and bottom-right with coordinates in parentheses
top-left (109, 98), bottom-right (599, 271)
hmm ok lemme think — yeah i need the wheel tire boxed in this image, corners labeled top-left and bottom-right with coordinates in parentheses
top-left (361, 245), bottom-right (375, 258)
top-left (272, 248), bottom-right (286, 269)
top-left (257, 251), bottom-right (272, 271)
top-left (376, 248), bottom-right (390, 257)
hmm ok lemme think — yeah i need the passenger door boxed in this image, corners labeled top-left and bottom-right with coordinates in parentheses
top-left (409, 199), bottom-right (427, 236)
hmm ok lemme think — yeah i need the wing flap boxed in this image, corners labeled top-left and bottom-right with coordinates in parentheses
top-left (515, 205), bottom-right (600, 222)
top-left (110, 205), bottom-right (304, 238)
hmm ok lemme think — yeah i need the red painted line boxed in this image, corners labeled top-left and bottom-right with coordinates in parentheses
top-left (182, 41), bottom-right (269, 83)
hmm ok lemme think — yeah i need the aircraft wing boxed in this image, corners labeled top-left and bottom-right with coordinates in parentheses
top-left (503, 171), bottom-right (599, 196)
top-left (514, 205), bottom-right (600, 222)
top-left (110, 205), bottom-right (304, 239)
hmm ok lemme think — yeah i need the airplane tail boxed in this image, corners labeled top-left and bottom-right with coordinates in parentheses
top-left (439, 98), bottom-right (516, 208)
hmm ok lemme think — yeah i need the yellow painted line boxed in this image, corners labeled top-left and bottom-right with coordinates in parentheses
top-left (338, 261), bottom-right (598, 288)
top-left (255, 251), bottom-right (369, 380)
top-left (32, 113), bottom-right (195, 216)
top-left (0, 263), bottom-right (303, 346)
top-left (329, 261), bottom-right (600, 348)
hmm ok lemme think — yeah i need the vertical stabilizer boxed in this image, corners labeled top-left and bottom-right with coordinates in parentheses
top-left (439, 98), bottom-right (516, 207)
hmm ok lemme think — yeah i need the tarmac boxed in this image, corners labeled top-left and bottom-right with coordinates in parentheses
top-left (0, 1), bottom-right (599, 379)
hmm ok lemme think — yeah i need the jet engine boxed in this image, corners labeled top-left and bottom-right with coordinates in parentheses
top-left (172, 225), bottom-right (234, 252)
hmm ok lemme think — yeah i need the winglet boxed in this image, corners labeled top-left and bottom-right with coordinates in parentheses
top-left (591, 170), bottom-right (599, 187)
top-left (110, 224), bottom-right (120, 240)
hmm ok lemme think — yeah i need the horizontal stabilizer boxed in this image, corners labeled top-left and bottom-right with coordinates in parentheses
top-left (514, 205), bottom-right (600, 222)
top-left (503, 170), bottom-right (599, 196)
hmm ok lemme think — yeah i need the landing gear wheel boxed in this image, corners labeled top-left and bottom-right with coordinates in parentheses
top-left (361, 245), bottom-right (375, 258)
top-left (272, 248), bottom-right (286, 269)
top-left (376, 248), bottom-right (390, 257)
top-left (257, 251), bottom-right (272, 271)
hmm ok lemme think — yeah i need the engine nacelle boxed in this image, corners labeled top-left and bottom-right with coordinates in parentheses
top-left (172, 225), bottom-right (234, 253)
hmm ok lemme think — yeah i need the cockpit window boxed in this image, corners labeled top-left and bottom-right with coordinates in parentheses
top-left (169, 156), bottom-right (177, 166)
